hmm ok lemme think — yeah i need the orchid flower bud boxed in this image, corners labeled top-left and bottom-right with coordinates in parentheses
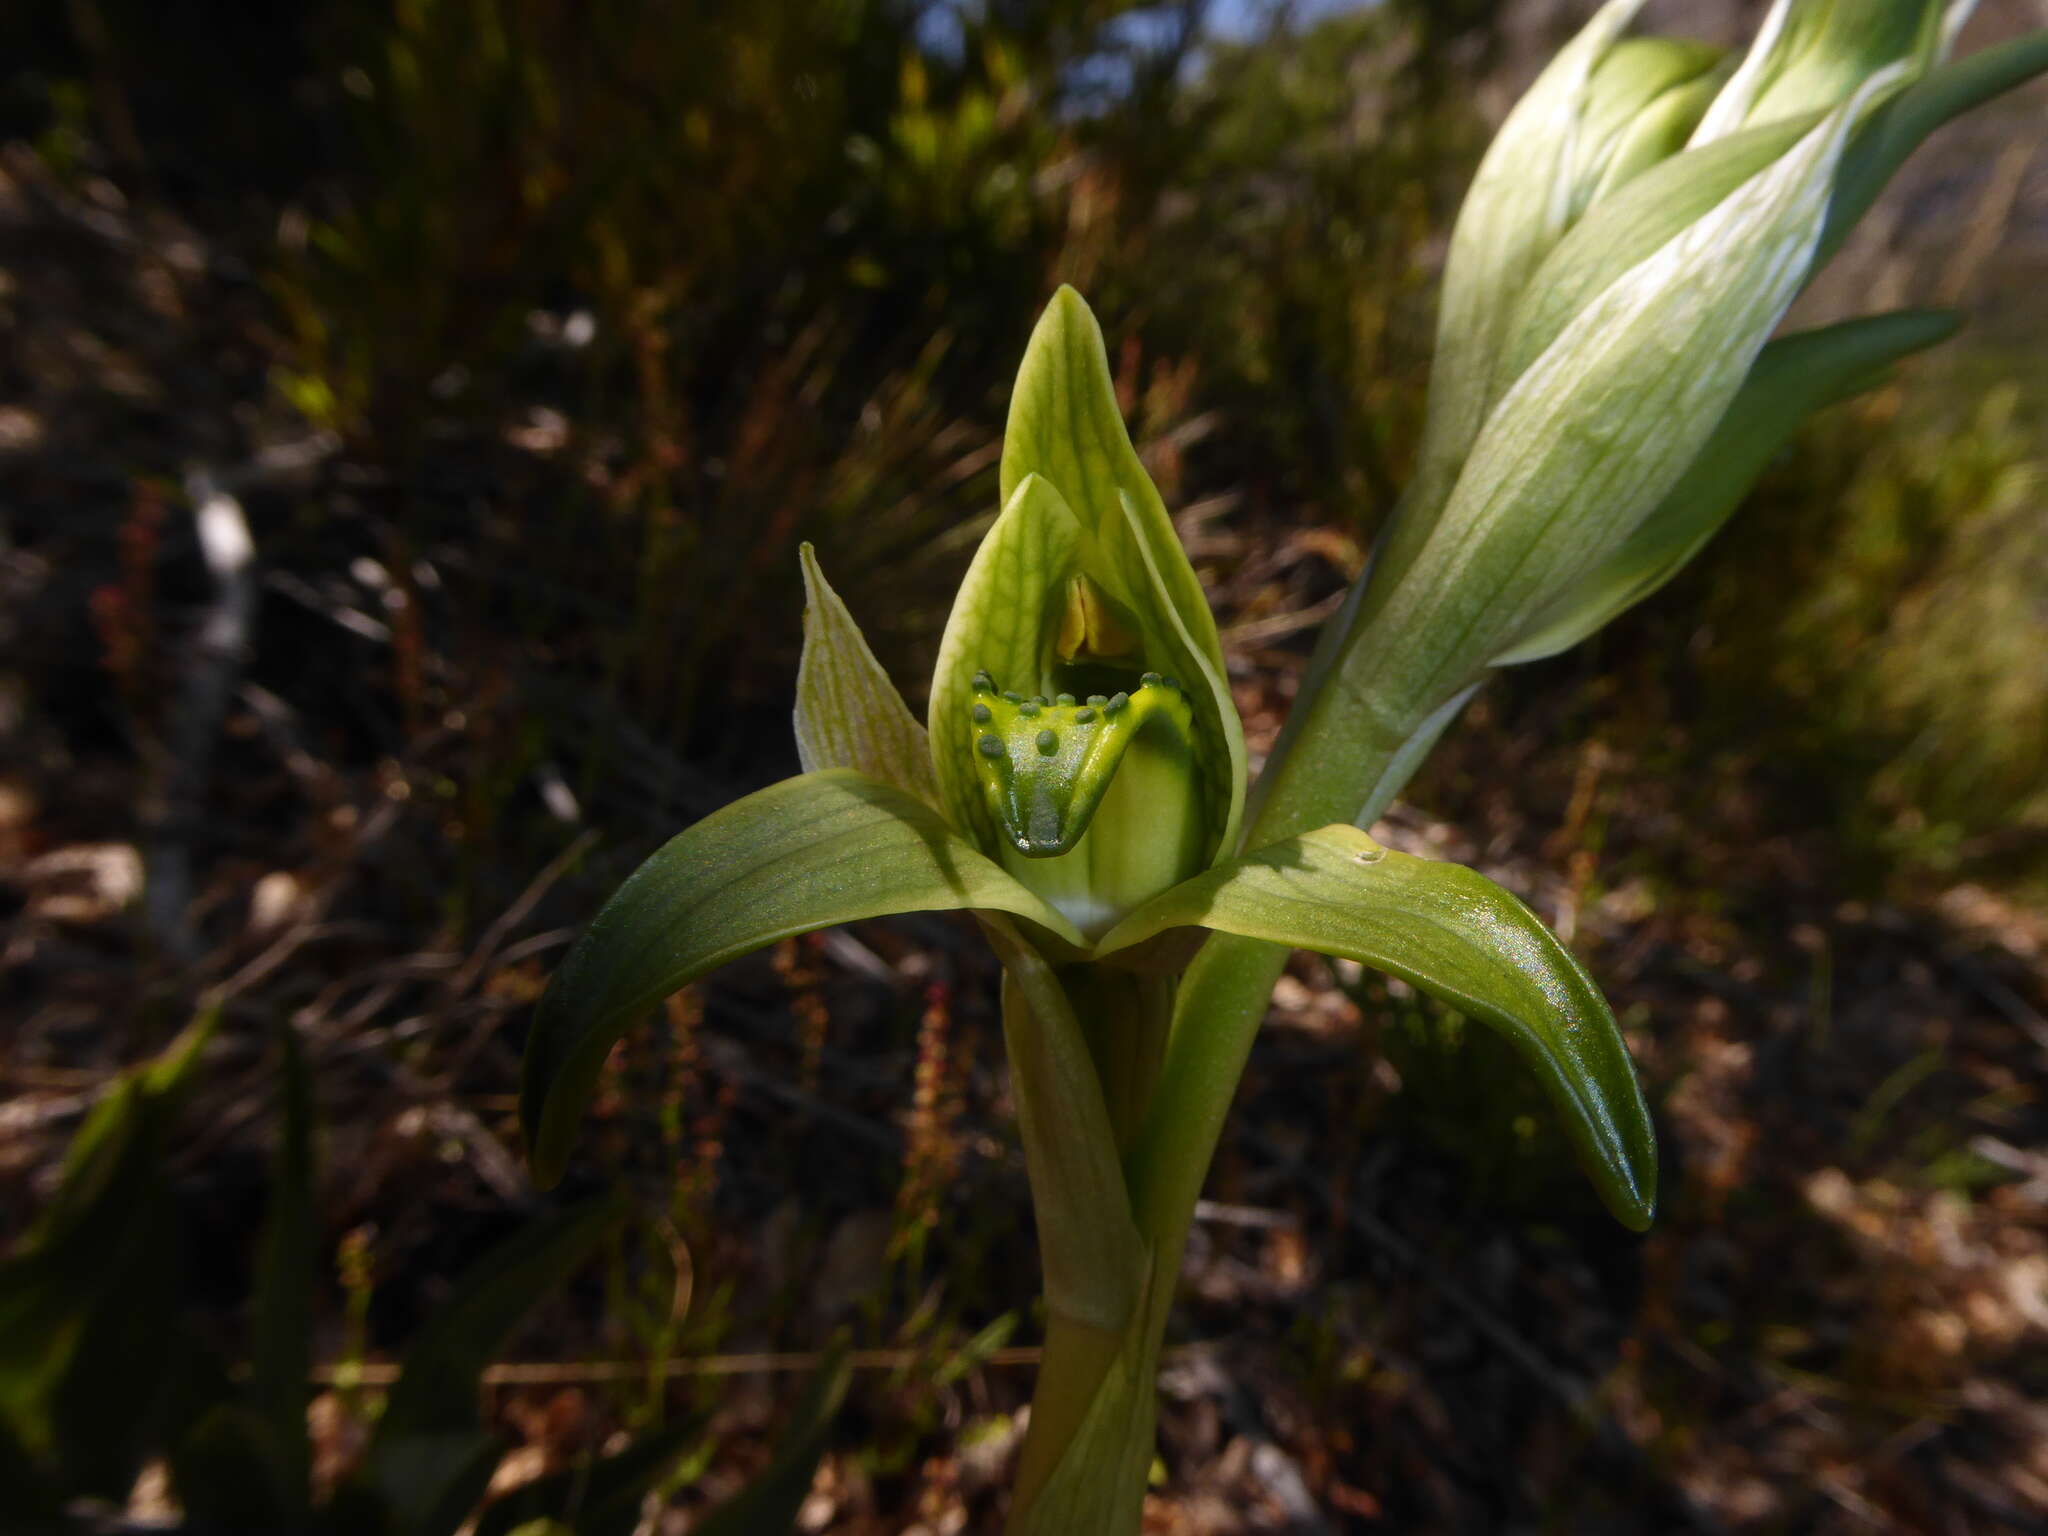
top-left (1689, 0), bottom-right (1956, 142)
top-left (1568, 36), bottom-right (1728, 220)
top-left (1269, 1), bottom-right (2046, 836)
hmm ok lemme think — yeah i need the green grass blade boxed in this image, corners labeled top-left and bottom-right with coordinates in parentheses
top-left (354, 1193), bottom-right (630, 1535)
top-left (251, 1025), bottom-right (317, 1519)
top-left (372, 1193), bottom-right (630, 1447)
top-left (472, 1414), bottom-right (706, 1536)
top-left (690, 1340), bottom-right (853, 1536)
top-left (0, 1014), bottom-right (216, 1511)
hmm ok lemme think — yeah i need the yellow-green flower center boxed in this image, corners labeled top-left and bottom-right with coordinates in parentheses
top-left (967, 668), bottom-right (1204, 937)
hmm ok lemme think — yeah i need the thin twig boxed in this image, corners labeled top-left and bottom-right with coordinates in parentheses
top-left (312, 1339), bottom-right (1236, 1387)
top-left (437, 830), bottom-right (601, 1084)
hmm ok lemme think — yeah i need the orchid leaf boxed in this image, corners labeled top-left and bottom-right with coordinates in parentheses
top-left (523, 769), bottom-right (1084, 1186)
top-left (692, 1340), bottom-right (852, 1536)
top-left (1496, 307), bottom-right (1959, 665)
top-left (1099, 825), bottom-right (1656, 1229)
top-left (1572, 40), bottom-right (1729, 215)
top-left (795, 543), bottom-right (938, 808)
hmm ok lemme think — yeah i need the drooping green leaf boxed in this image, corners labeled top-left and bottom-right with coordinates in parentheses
top-left (1098, 825), bottom-right (1656, 1229)
top-left (0, 1014), bottom-right (214, 1514)
top-left (794, 543), bottom-right (938, 808)
top-left (354, 1192), bottom-right (631, 1536)
top-left (1376, 0), bottom-right (1647, 595)
top-left (988, 287), bottom-right (1245, 859)
top-left (1495, 307), bottom-right (1959, 665)
top-left (690, 1340), bottom-right (853, 1536)
top-left (981, 916), bottom-right (1148, 1335)
top-left (523, 769), bottom-right (1083, 1186)
top-left (472, 1414), bottom-right (706, 1536)
top-left (251, 1025), bottom-right (317, 1521)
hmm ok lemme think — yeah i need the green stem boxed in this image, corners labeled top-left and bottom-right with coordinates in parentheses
top-left (1109, 676), bottom-right (1481, 1529)
top-left (1005, 967), bottom-right (1171, 1532)
top-left (1010, 934), bottom-right (1295, 1536)
top-left (1133, 673), bottom-right (1477, 1242)
top-left (1007, 632), bottom-right (1486, 1533)
top-left (988, 946), bottom-right (1149, 1531)
top-left (1066, 967), bottom-right (1173, 1159)
top-left (1007, 1298), bottom-right (1164, 1532)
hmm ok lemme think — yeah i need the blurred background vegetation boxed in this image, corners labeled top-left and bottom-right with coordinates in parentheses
top-left (2, 1), bottom-right (2045, 1531)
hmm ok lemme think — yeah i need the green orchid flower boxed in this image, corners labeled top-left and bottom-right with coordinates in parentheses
top-left (522, 288), bottom-right (1656, 1531)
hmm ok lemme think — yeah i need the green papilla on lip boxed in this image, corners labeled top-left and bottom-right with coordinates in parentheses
top-left (967, 668), bottom-right (1194, 857)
